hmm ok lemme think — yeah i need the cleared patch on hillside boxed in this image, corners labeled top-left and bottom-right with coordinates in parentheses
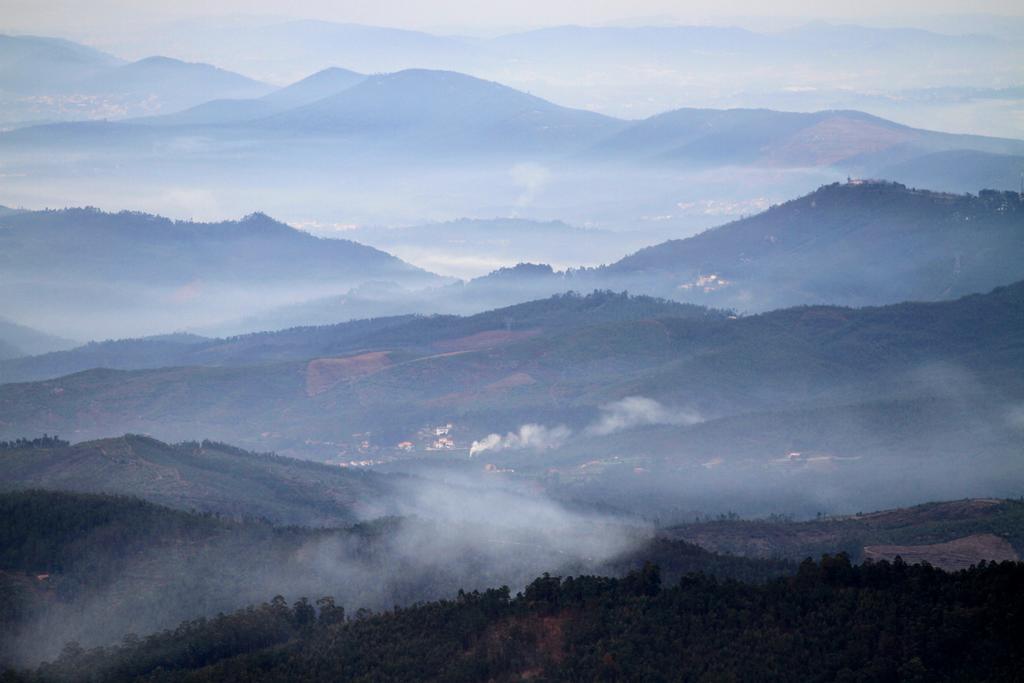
top-left (432, 329), bottom-right (541, 353)
top-left (305, 352), bottom-right (392, 396)
top-left (863, 533), bottom-right (1018, 571)
top-left (486, 372), bottom-right (538, 391)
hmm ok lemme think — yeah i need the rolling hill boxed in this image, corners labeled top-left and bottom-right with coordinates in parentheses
top-left (0, 38), bottom-right (274, 124)
top-left (875, 149), bottom-right (1024, 194)
top-left (256, 69), bottom-right (627, 156)
top-left (591, 180), bottom-right (1024, 310)
top-left (0, 486), bottom-right (791, 668)
top-left (0, 34), bottom-right (122, 93)
top-left (0, 207), bottom-right (445, 339)
top-left (18, 553), bottom-right (1024, 682)
top-left (0, 435), bottom-right (390, 525)
top-left (140, 67), bottom-right (366, 126)
top-left (0, 319), bottom-right (76, 360)
top-left (79, 56), bottom-right (273, 109)
top-left (202, 180), bottom-right (1024, 333)
top-left (259, 66), bottom-right (366, 109)
top-left (0, 283), bottom-right (1020, 496)
top-left (584, 107), bottom-right (1024, 168)
top-left (663, 498), bottom-right (1024, 567)
top-left (0, 292), bottom-right (711, 384)
top-left (2, 55), bottom-right (1022, 229)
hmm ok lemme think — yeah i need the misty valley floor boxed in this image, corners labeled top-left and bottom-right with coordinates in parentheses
top-left (2, 7), bottom-right (1024, 680)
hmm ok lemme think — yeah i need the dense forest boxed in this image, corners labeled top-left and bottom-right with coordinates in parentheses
top-left (3, 556), bottom-right (1021, 682)
top-left (0, 490), bottom-right (793, 669)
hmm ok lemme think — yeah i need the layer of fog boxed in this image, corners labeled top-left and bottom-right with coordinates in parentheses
top-left (7, 473), bottom-right (647, 667)
top-left (458, 365), bottom-right (1024, 522)
top-left (0, 159), bottom-right (833, 341)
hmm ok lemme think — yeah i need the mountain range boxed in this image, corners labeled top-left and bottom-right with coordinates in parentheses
top-left (2, 18), bottom-right (1023, 679)
top-left (138, 67), bottom-right (367, 126)
top-left (2, 180), bottom-right (1020, 340)
top-left (0, 35), bottom-right (274, 125)
top-left (204, 181), bottom-right (1024, 333)
top-left (1, 57), bottom-right (1021, 232)
top-left (1, 282), bottom-right (1020, 516)
top-left (91, 20), bottom-right (1024, 123)
top-left (6, 66), bottom-right (1021, 167)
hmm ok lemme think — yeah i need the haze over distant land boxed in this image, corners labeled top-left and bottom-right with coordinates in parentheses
top-left (1, 3), bottom-right (1024, 678)
top-left (2, 182), bottom-right (1021, 340)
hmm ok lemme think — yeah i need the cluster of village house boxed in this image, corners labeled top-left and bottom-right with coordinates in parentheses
top-left (332, 422), bottom-right (462, 467)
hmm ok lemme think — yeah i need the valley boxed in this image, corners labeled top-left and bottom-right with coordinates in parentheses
top-left (1, 6), bottom-right (1022, 680)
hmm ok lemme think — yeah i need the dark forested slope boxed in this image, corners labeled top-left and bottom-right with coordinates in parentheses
top-left (0, 435), bottom-right (391, 525)
top-left (13, 557), bottom-right (1024, 682)
top-left (599, 181), bottom-right (1024, 310)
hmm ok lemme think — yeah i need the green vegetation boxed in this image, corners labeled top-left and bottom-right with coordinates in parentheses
top-left (606, 181), bottom-right (1024, 311)
top-left (667, 499), bottom-right (1024, 560)
top-left (10, 556), bottom-right (1022, 682)
top-left (0, 437), bottom-right (68, 452)
top-left (1, 282), bottom-right (1020, 468)
top-left (0, 435), bottom-right (390, 526)
top-left (0, 489), bottom-right (794, 669)
top-left (0, 290), bottom-right (714, 384)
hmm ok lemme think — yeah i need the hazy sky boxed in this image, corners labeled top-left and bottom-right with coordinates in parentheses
top-left (3, 0), bottom-right (1024, 37)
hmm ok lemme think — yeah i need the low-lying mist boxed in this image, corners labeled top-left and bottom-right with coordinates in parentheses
top-left (5, 473), bottom-right (646, 667)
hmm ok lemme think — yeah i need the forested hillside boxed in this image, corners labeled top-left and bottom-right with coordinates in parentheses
top-left (0, 291), bottom-right (712, 384)
top-left (0, 208), bottom-right (443, 340)
top-left (0, 435), bottom-right (393, 525)
top-left (9, 557), bottom-right (1023, 682)
top-left (0, 490), bottom-right (791, 668)
top-left (1, 284), bottom-right (1019, 491)
top-left (593, 181), bottom-right (1024, 309)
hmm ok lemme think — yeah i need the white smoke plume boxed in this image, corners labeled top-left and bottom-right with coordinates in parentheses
top-left (470, 423), bottom-right (571, 456)
top-left (585, 396), bottom-right (703, 436)
top-left (509, 162), bottom-right (550, 206)
top-left (470, 397), bottom-right (702, 456)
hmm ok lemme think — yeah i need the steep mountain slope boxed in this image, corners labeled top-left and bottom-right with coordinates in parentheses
top-left (0, 208), bottom-right (443, 339)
